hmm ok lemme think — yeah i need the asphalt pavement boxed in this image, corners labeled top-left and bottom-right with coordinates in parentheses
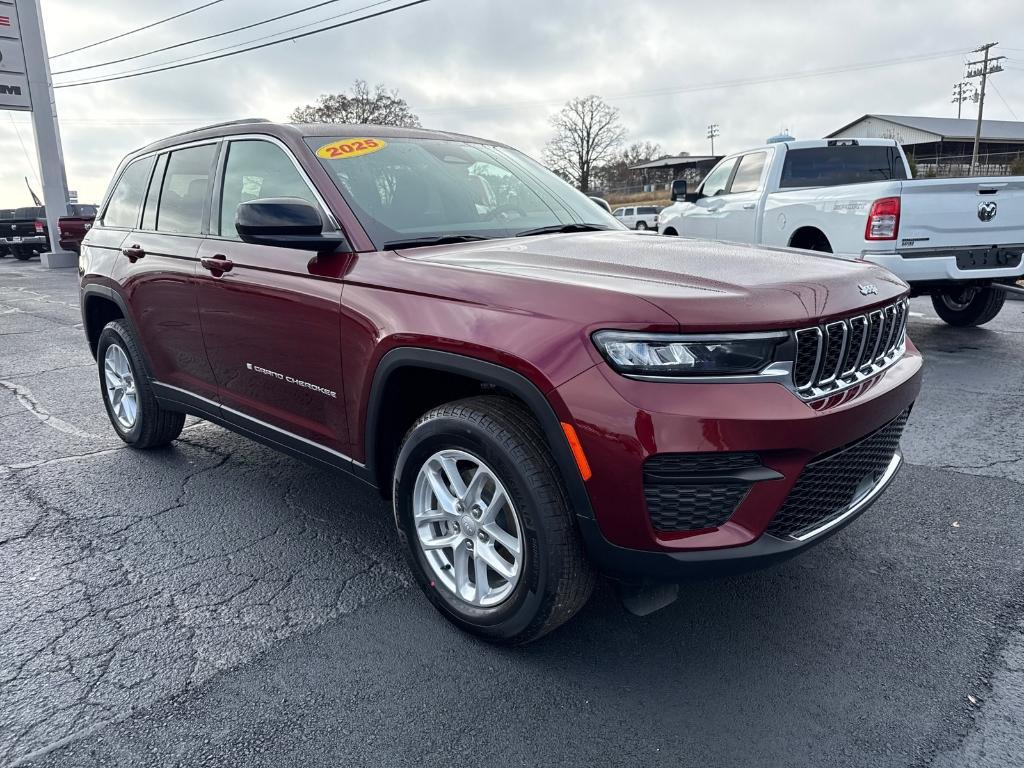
top-left (1, 258), bottom-right (1022, 767)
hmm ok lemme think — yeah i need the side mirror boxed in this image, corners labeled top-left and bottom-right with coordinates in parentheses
top-left (670, 179), bottom-right (687, 202)
top-left (235, 198), bottom-right (348, 252)
top-left (588, 195), bottom-right (612, 213)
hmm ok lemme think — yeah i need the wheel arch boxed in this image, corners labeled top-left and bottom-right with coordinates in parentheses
top-left (81, 285), bottom-right (154, 372)
top-left (364, 348), bottom-right (595, 520)
top-left (788, 226), bottom-right (832, 253)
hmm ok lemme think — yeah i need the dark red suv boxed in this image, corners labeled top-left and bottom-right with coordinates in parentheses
top-left (80, 120), bottom-right (922, 643)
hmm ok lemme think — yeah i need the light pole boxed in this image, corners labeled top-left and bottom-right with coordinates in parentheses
top-left (706, 123), bottom-right (720, 155)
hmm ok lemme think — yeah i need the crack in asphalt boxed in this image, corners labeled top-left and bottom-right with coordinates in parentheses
top-left (0, 380), bottom-right (101, 440)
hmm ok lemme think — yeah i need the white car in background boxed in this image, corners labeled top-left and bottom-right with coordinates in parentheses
top-left (612, 205), bottom-right (660, 230)
top-left (658, 138), bottom-right (1024, 326)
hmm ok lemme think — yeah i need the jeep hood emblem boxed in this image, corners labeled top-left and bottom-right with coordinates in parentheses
top-left (858, 284), bottom-right (878, 296)
top-left (978, 201), bottom-right (997, 222)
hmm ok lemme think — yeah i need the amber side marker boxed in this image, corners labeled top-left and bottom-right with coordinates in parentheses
top-left (560, 422), bottom-right (592, 481)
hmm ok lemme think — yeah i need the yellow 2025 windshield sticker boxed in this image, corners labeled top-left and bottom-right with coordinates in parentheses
top-left (316, 138), bottom-right (387, 160)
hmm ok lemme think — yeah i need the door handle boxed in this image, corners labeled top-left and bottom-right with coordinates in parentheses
top-left (742, 203), bottom-right (757, 210)
top-left (121, 244), bottom-right (145, 262)
top-left (200, 254), bottom-right (234, 274)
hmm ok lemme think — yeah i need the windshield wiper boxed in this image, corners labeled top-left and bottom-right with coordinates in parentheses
top-left (383, 234), bottom-right (491, 250)
top-left (515, 223), bottom-right (614, 237)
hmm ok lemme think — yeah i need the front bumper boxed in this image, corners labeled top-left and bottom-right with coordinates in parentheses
top-left (554, 342), bottom-right (922, 580)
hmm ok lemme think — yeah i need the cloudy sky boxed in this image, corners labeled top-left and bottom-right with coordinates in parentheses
top-left (2, 0), bottom-right (1023, 205)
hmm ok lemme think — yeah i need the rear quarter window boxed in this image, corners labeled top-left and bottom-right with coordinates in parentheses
top-left (103, 157), bottom-right (156, 228)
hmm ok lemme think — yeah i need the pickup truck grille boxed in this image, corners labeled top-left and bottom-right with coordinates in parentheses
top-left (792, 298), bottom-right (908, 399)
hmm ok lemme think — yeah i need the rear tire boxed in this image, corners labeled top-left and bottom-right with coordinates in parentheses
top-left (635, 221), bottom-right (648, 230)
top-left (11, 246), bottom-right (33, 261)
top-left (931, 285), bottom-right (1006, 326)
top-left (393, 396), bottom-right (594, 644)
top-left (96, 320), bottom-right (185, 448)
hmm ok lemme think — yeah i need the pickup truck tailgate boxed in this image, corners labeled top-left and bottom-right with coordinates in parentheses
top-left (898, 177), bottom-right (1024, 249)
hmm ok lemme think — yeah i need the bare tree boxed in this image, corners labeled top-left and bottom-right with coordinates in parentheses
top-left (290, 80), bottom-right (421, 127)
top-left (597, 140), bottom-right (663, 190)
top-left (543, 96), bottom-right (626, 193)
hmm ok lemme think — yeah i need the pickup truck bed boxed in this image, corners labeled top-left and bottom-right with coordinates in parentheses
top-left (658, 139), bottom-right (1024, 326)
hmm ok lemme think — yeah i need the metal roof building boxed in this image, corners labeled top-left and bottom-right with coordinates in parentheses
top-left (827, 114), bottom-right (1024, 176)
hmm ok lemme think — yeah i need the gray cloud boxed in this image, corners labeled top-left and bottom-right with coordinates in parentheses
top-left (2, 0), bottom-right (1021, 205)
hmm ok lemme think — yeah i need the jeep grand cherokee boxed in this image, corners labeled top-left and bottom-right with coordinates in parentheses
top-left (79, 119), bottom-right (922, 643)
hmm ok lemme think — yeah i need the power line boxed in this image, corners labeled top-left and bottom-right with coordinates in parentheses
top-left (54, 0), bottom-right (432, 88)
top-left (989, 79), bottom-right (1019, 121)
top-left (6, 113), bottom-right (41, 187)
top-left (414, 47), bottom-right (970, 116)
top-left (51, 0), bottom-right (231, 59)
top-left (53, 0), bottom-right (402, 87)
top-left (52, 0), bottom-right (389, 76)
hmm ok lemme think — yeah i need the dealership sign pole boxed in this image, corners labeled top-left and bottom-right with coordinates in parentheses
top-left (1, 0), bottom-right (75, 268)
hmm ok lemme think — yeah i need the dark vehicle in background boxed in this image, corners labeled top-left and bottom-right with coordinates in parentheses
top-left (79, 120), bottom-right (922, 643)
top-left (0, 209), bottom-right (13, 257)
top-left (1, 206), bottom-right (49, 260)
top-left (58, 204), bottom-right (99, 254)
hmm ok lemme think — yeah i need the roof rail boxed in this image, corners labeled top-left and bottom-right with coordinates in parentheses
top-left (161, 117), bottom-right (272, 141)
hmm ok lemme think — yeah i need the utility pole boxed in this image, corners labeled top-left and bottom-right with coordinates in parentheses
top-left (966, 42), bottom-right (1004, 175)
top-left (951, 81), bottom-right (977, 119)
top-left (706, 123), bottom-right (720, 155)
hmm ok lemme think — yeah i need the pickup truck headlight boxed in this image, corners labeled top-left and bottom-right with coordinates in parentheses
top-left (593, 331), bottom-right (786, 377)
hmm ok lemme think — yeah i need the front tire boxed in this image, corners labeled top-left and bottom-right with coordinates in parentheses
top-left (393, 396), bottom-right (594, 644)
top-left (96, 320), bottom-right (185, 447)
top-left (931, 285), bottom-right (1006, 326)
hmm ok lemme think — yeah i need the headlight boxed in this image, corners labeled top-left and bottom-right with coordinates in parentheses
top-left (593, 331), bottom-right (786, 377)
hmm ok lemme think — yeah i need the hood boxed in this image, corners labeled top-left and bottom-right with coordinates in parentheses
top-left (403, 231), bottom-right (907, 331)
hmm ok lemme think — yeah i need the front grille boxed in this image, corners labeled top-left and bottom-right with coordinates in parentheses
top-left (643, 452), bottom-right (761, 532)
top-left (766, 409), bottom-right (909, 539)
top-left (793, 298), bottom-right (908, 399)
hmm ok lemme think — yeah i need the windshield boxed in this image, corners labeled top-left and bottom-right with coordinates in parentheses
top-left (305, 136), bottom-right (622, 248)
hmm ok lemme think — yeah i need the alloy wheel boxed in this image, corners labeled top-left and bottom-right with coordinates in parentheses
top-left (412, 449), bottom-right (523, 607)
top-left (103, 343), bottom-right (139, 429)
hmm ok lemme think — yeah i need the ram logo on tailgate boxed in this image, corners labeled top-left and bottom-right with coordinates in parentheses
top-left (978, 201), bottom-right (998, 222)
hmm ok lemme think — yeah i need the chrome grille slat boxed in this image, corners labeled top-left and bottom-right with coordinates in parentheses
top-left (791, 299), bottom-right (908, 401)
top-left (818, 321), bottom-right (847, 386)
top-left (841, 316), bottom-right (868, 377)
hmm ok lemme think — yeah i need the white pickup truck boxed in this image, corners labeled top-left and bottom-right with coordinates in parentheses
top-left (657, 138), bottom-right (1024, 326)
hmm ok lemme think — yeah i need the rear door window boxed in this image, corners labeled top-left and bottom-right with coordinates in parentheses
top-left (779, 146), bottom-right (908, 188)
top-left (638, 206), bottom-right (658, 215)
top-left (156, 144), bottom-right (218, 235)
top-left (102, 157), bottom-right (156, 229)
top-left (729, 152), bottom-right (768, 194)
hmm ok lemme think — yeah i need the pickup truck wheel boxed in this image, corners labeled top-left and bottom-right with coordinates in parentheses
top-left (10, 246), bottom-right (33, 261)
top-left (931, 286), bottom-right (1006, 326)
top-left (635, 221), bottom-right (648, 230)
top-left (393, 396), bottom-right (595, 644)
top-left (96, 320), bottom-right (185, 447)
